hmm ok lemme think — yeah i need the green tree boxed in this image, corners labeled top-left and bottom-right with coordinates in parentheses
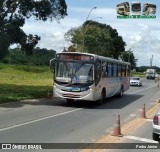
top-left (65, 20), bottom-right (126, 59)
top-left (0, 0), bottom-right (67, 59)
top-left (120, 49), bottom-right (137, 69)
top-left (21, 34), bottom-right (41, 55)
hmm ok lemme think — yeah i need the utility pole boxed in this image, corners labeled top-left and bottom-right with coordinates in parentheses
top-left (150, 55), bottom-right (153, 67)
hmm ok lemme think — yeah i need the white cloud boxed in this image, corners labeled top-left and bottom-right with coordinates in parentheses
top-left (69, 7), bottom-right (116, 17)
top-left (122, 24), bottom-right (160, 66)
top-left (37, 32), bottom-right (67, 51)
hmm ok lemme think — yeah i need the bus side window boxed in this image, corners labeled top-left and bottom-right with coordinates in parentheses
top-left (127, 65), bottom-right (131, 76)
top-left (125, 66), bottom-right (127, 76)
top-left (105, 62), bottom-right (108, 76)
top-left (122, 65), bottom-right (126, 77)
top-left (126, 65), bottom-right (129, 77)
top-left (108, 63), bottom-right (112, 77)
top-left (102, 61), bottom-right (107, 77)
top-left (113, 64), bottom-right (118, 77)
top-left (118, 64), bottom-right (122, 77)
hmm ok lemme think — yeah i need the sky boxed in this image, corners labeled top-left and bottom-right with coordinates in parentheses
top-left (21, 0), bottom-right (160, 67)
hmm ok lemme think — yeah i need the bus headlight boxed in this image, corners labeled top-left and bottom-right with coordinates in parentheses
top-left (82, 88), bottom-right (92, 95)
top-left (81, 88), bottom-right (87, 91)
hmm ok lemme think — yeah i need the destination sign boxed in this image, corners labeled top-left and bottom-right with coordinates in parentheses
top-left (57, 54), bottom-right (94, 61)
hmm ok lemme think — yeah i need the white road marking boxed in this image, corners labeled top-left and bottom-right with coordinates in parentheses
top-left (124, 135), bottom-right (158, 143)
top-left (130, 113), bottom-right (137, 117)
top-left (0, 108), bottom-right (82, 132)
top-left (128, 85), bottom-right (157, 95)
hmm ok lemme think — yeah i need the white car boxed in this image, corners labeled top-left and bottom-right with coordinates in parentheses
top-left (130, 77), bottom-right (142, 86)
top-left (152, 108), bottom-right (160, 141)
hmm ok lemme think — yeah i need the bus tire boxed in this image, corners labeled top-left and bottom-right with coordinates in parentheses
top-left (67, 99), bottom-right (74, 105)
top-left (118, 86), bottom-right (123, 98)
top-left (98, 88), bottom-right (106, 104)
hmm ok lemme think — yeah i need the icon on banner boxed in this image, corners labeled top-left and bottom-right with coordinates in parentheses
top-left (2, 144), bottom-right (12, 149)
top-left (143, 3), bottom-right (156, 16)
top-left (116, 1), bottom-right (156, 19)
top-left (117, 2), bottom-right (130, 16)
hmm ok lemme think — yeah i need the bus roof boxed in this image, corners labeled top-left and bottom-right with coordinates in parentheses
top-left (131, 2), bottom-right (141, 4)
top-left (117, 2), bottom-right (129, 7)
top-left (143, 2), bottom-right (156, 6)
top-left (56, 52), bottom-right (130, 66)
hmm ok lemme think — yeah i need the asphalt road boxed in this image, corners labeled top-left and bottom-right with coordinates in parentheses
top-left (0, 78), bottom-right (160, 152)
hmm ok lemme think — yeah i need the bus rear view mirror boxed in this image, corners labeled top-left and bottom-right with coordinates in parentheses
top-left (50, 58), bottom-right (55, 73)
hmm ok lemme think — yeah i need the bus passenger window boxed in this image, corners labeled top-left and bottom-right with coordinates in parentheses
top-left (113, 64), bottom-right (118, 77)
top-left (126, 66), bottom-right (128, 77)
top-left (102, 61), bottom-right (107, 77)
top-left (118, 64), bottom-right (122, 77)
top-left (104, 62), bottom-right (108, 76)
top-left (126, 65), bottom-right (131, 76)
top-left (102, 66), bottom-right (106, 77)
top-left (108, 63), bottom-right (112, 77)
top-left (122, 65), bottom-right (126, 77)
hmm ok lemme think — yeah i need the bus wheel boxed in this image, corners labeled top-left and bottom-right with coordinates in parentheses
top-left (118, 86), bottom-right (123, 98)
top-left (98, 89), bottom-right (106, 104)
top-left (67, 99), bottom-right (74, 105)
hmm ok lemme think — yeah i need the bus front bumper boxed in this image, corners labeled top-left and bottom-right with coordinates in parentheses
top-left (53, 87), bottom-right (95, 101)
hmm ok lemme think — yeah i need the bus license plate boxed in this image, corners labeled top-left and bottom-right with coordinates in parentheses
top-left (67, 94), bottom-right (74, 97)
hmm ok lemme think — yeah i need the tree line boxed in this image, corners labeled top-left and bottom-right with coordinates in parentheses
top-left (136, 66), bottom-right (160, 73)
top-left (2, 47), bottom-right (56, 66)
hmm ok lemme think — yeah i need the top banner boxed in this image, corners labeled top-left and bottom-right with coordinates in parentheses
top-left (117, 1), bottom-right (156, 19)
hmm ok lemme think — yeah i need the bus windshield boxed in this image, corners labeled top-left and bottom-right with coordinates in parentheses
top-left (132, 4), bottom-right (141, 11)
top-left (55, 61), bottom-right (94, 84)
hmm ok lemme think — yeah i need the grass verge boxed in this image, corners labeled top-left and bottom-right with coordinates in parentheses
top-left (0, 63), bottom-right (53, 103)
top-left (131, 71), bottom-right (145, 78)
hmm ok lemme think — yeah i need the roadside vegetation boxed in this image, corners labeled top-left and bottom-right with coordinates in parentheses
top-left (131, 71), bottom-right (145, 78)
top-left (0, 63), bottom-right (53, 103)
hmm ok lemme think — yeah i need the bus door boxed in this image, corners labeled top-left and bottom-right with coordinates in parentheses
top-left (94, 59), bottom-right (102, 99)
